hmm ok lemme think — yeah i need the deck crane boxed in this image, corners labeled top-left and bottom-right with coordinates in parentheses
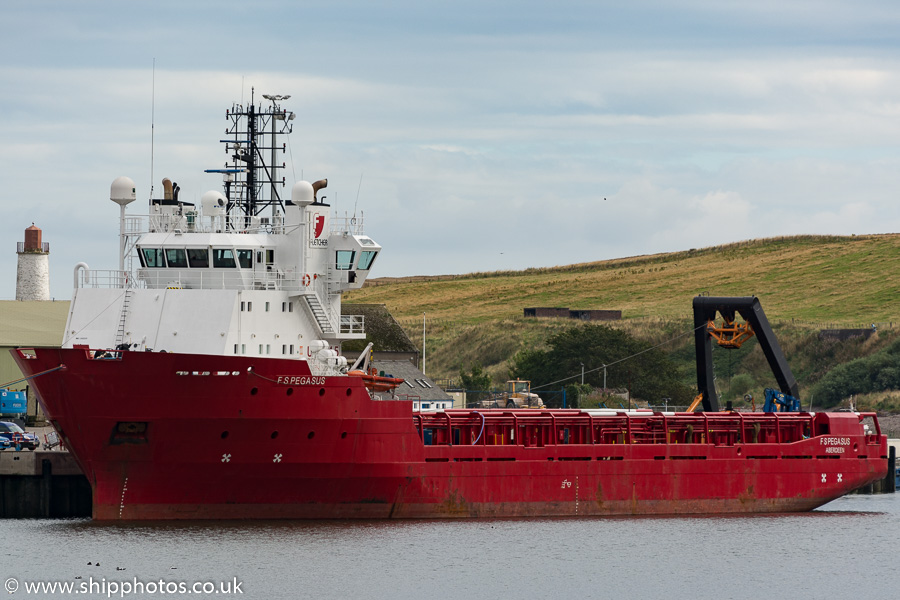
top-left (691, 296), bottom-right (799, 412)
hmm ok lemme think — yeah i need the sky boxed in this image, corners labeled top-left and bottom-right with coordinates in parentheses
top-left (2, 0), bottom-right (900, 300)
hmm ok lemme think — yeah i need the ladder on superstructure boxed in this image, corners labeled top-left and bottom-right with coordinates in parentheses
top-left (115, 290), bottom-right (132, 347)
top-left (303, 294), bottom-right (334, 335)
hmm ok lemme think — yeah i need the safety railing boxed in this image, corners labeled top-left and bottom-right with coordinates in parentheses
top-left (412, 410), bottom-right (878, 450)
top-left (75, 268), bottom-right (311, 292)
top-left (340, 314), bottom-right (365, 334)
top-left (330, 212), bottom-right (366, 236)
top-left (16, 242), bottom-right (49, 253)
top-left (122, 211), bottom-right (368, 237)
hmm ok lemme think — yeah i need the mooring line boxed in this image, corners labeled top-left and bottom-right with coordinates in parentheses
top-left (0, 364), bottom-right (66, 389)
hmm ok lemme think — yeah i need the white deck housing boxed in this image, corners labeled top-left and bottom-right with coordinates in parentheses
top-left (64, 181), bottom-right (380, 376)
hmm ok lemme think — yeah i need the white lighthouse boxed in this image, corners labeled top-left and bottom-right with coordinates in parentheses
top-left (15, 224), bottom-right (50, 301)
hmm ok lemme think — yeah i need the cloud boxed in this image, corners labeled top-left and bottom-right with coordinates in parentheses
top-left (3, 2), bottom-right (900, 299)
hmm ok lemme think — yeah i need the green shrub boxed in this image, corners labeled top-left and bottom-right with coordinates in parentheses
top-left (810, 339), bottom-right (900, 407)
top-left (510, 324), bottom-right (692, 404)
top-left (727, 373), bottom-right (755, 398)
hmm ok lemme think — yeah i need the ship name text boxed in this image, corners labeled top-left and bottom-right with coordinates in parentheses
top-left (819, 437), bottom-right (851, 446)
top-left (275, 376), bottom-right (326, 386)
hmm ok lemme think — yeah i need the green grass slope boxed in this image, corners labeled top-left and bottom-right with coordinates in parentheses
top-left (354, 234), bottom-right (899, 323)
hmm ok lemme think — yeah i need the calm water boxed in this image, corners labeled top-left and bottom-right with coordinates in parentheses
top-left (2, 494), bottom-right (899, 599)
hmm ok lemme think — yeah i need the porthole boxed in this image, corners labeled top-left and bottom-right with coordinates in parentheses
top-left (308, 431), bottom-right (315, 440)
top-left (318, 388), bottom-right (325, 397)
top-left (341, 432), bottom-right (348, 439)
top-left (286, 388), bottom-right (294, 397)
top-left (221, 431), bottom-right (229, 439)
top-left (346, 388), bottom-right (352, 397)
top-left (250, 387), bottom-right (258, 396)
top-left (271, 431), bottom-right (279, 439)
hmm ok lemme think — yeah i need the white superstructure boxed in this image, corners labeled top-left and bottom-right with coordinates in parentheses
top-left (62, 95), bottom-right (380, 376)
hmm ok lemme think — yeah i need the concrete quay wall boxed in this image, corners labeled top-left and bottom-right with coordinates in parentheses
top-left (0, 450), bottom-right (91, 518)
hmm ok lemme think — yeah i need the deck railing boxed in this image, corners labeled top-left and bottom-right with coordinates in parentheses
top-left (413, 410), bottom-right (883, 450)
top-left (121, 211), bottom-right (367, 237)
top-left (74, 268), bottom-right (365, 337)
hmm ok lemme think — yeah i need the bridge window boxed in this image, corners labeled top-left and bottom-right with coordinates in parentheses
top-left (237, 249), bottom-right (253, 269)
top-left (335, 250), bottom-right (356, 270)
top-left (213, 248), bottom-right (236, 268)
top-left (165, 248), bottom-right (188, 268)
top-left (187, 248), bottom-right (209, 268)
top-left (358, 250), bottom-right (377, 270)
top-left (141, 248), bottom-right (165, 268)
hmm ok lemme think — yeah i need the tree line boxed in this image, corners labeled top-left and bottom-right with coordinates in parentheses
top-left (458, 323), bottom-right (693, 407)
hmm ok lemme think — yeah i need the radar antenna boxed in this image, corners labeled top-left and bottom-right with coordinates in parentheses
top-left (205, 88), bottom-right (295, 227)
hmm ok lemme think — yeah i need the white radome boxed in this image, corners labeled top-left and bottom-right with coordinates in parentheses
top-left (110, 176), bottom-right (137, 206)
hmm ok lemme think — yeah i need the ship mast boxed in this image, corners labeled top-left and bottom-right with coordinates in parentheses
top-left (206, 88), bottom-right (295, 226)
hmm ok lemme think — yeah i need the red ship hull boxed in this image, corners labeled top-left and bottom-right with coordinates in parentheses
top-left (13, 347), bottom-right (888, 520)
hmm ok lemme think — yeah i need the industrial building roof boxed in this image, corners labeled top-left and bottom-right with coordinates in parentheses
top-left (372, 360), bottom-right (452, 402)
top-left (0, 300), bottom-right (69, 347)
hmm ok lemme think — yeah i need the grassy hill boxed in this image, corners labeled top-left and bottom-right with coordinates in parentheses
top-left (345, 234), bottom-right (900, 409)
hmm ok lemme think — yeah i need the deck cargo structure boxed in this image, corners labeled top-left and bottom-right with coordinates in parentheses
top-left (11, 94), bottom-right (888, 520)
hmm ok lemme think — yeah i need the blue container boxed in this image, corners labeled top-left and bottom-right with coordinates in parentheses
top-left (0, 389), bottom-right (27, 416)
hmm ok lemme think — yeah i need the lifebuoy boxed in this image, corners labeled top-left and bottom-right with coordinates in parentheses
top-left (302, 274), bottom-right (311, 286)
